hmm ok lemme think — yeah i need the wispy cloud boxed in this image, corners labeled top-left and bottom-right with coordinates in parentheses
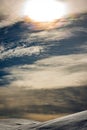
top-left (0, 15), bottom-right (87, 88)
top-left (2, 53), bottom-right (87, 89)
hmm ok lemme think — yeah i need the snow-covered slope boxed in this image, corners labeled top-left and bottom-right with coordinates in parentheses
top-left (0, 119), bottom-right (40, 130)
top-left (34, 110), bottom-right (87, 130)
top-left (0, 111), bottom-right (87, 130)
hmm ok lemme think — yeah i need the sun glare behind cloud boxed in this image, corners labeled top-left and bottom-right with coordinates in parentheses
top-left (22, 0), bottom-right (67, 22)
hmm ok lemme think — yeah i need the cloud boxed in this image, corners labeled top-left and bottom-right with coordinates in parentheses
top-left (0, 0), bottom-right (87, 27)
top-left (0, 14), bottom-right (87, 88)
top-left (2, 53), bottom-right (87, 89)
top-left (67, 0), bottom-right (87, 14)
top-left (0, 0), bottom-right (25, 27)
top-left (0, 46), bottom-right (43, 60)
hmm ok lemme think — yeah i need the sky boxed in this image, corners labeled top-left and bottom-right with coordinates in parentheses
top-left (0, 0), bottom-right (87, 27)
top-left (0, 0), bottom-right (87, 119)
top-left (0, 0), bottom-right (87, 89)
top-left (0, 22), bottom-right (87, 89)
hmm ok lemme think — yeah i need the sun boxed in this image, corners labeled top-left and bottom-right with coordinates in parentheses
top-left (22, 0), bottom-right (67, 23)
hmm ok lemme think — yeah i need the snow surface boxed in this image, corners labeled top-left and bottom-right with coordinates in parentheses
top-left (0, 111), bottom-right (87, 130)
top-left (0, 119), bottom-right (40, 130)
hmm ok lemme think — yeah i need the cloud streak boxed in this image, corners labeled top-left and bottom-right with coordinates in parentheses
top-left (1, 53), bottom-right (87, 89)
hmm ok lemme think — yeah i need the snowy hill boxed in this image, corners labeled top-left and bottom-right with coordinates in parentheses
top-left (0, 111), bottom-right (87, 130)
top-left (0, 119), bottom-right (40, 130)
top-left (35, 110), bottom-right (87, 130)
